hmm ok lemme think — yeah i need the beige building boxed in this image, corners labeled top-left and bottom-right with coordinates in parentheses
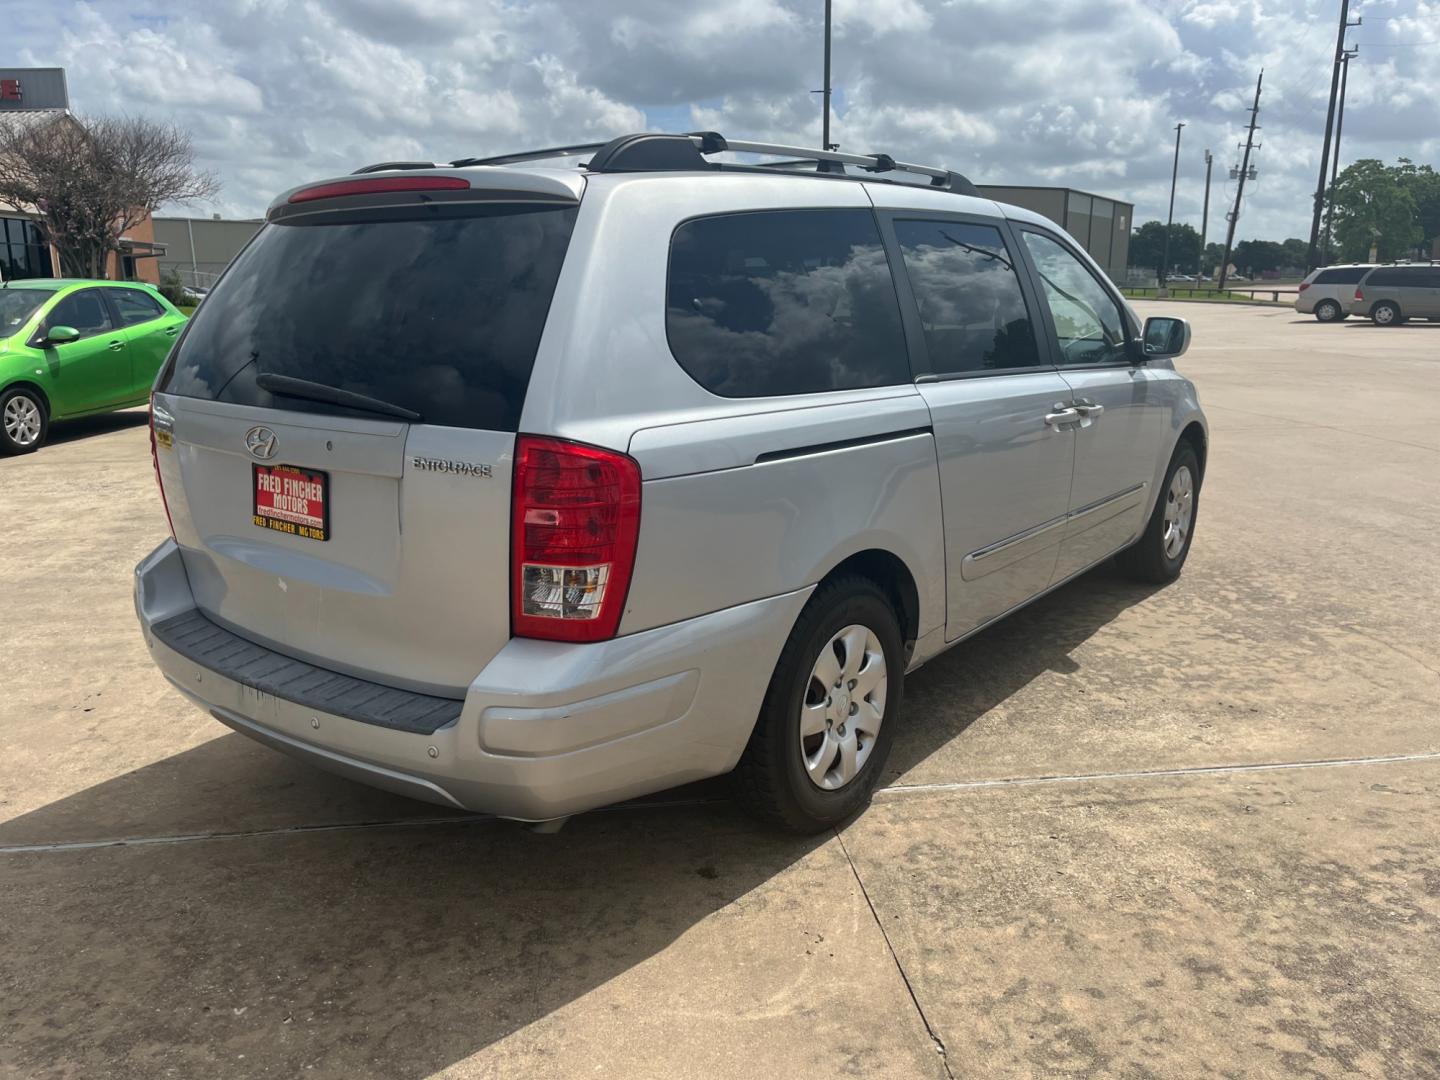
top-left (0, 68), bottom-right (165, 284)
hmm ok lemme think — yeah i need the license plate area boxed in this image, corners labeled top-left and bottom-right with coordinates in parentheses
top-left (252, 463), bottom-right (330, 542)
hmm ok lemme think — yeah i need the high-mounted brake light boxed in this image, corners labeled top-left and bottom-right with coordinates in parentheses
top-left (149, 394), bottom-right (176, 539)
top-left (287, 176), bottom-right (470, 204)
top-left (511, 436), bottom-right (642, 643)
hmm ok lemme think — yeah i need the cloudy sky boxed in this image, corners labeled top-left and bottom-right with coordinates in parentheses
top-left (10, 0), bottom-right (1439, 243)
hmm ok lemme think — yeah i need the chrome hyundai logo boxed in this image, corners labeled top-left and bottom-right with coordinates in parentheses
top-left (244, 426), bottom-right (278, 459)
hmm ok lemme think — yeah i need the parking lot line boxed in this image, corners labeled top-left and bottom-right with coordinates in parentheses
top-left (5, 751), bottom-right (1435, 857)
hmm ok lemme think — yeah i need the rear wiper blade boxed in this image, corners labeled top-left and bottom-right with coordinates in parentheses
top-left (254, 373), bottom-right (421, 422)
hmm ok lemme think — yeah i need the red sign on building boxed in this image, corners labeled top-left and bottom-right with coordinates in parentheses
top-left (0, 79), bottom-right (20, 102)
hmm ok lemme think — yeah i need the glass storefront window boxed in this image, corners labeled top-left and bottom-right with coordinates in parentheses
top-left (0, 216), bottom-right (54, 280)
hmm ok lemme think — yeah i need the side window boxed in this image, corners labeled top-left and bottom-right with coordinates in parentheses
top-left (106, 287), bottom-right (166, 327)
top-left (1315, 267), bottom-right (1368, 286)
top-left (666, 209), bottom-right (910, 397)
top-left (893, 219), bottom-right (1041, 375)
top-left (45, 289), bottom-right (115, 340)
top-left (1020, 231), bottom-right (1129, 367)
top-left (1368, 268), bottom-right (1423, 288)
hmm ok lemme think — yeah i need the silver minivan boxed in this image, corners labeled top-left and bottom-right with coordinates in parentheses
top-left (1293, 263), bottom-right (1375, 322)
top-left (1345, 264), bottom-right (1440, 325)
top-left (135, 133), bottom-right (1207, 832)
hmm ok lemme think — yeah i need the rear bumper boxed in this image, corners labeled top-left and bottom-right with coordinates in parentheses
top-left (135, 539), bottom-right (811, 820)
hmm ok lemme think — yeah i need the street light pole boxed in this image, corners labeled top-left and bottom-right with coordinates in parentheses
top-left (1322, 48), bottom-right (1357, 262)
top-left (1306, 0), bottom-right (1355, 271)
top-left (821, 0), bottom-right (834, 151)
top-left (1198, 149), bottom-right (1213, 277)
top-left (1160, 121), bottom-right (1185, 291)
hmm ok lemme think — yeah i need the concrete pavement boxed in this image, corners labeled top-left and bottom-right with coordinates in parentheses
top-left (2, 303), bottom-right (1438, 1078)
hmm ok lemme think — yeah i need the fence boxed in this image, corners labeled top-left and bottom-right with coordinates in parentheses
top-left (1123, 285), bottom-right (1296, 304)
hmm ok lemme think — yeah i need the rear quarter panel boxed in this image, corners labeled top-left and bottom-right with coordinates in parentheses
top-left (621, 393), bottom-right (946, 643)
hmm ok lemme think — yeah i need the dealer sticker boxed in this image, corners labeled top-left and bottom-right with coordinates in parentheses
top-left (252, 463), bottom-right (329, 542)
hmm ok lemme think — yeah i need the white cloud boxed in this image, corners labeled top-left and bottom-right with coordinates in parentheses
top-left (10, 0), bottom-right (1438, 243)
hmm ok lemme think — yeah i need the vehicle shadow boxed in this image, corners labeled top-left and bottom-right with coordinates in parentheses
top-left (1, 561), bottom-right (1158, 1077)
top-left (44, 406), bottom-right (149, 447)
top-left (882, 560), bottom-right (1162, 781)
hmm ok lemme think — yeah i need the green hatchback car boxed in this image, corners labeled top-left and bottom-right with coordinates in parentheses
top-left (0, 279), bottom-right (187, 454)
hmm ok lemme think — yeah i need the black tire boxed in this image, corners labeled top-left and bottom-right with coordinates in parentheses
top-left (1313, 300), bottom-right (1345, 322)
top-left (733, 576), bottom-right (904, 833)
top-left (0, 386), bottom-right (49, 456)
top-left (1371, 301), bottom-right (1402, 327)
top-left (1117, 442), bottom-right (1200, 584)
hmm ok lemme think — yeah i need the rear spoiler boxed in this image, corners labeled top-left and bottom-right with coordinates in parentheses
top-left (266, 167), bottom-right (584, 222)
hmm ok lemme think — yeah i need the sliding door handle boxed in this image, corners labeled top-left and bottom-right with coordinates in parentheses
top-left (1073, 400), bottom-right (1105, 418)
top-left (1044, 407), bottom-right (1080, 427)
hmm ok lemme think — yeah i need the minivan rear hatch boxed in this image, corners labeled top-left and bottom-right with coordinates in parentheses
top-left (152, 169), bottom-right (581, 696)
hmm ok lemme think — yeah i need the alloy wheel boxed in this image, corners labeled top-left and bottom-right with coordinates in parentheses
top-left (1162, 465), bottom-right (1194, 560)
top-left (799, 624), bottom-right (887, 791)
top-left (3, 394), bottom-right (42, 447)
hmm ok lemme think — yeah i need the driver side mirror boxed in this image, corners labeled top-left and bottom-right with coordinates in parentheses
top-left (1139, 316), bottom-right (1191, 360)
top-left (43, 325), bottom-right (80, 346)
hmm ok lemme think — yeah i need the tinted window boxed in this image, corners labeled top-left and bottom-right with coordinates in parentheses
top-left (666, 209), bottom-right (909, 397)
top-left (893, 219), bottom-right (1040, 375)
top-left (1313, 267), bottom-right (1369, 285)
top-left (1020, 231), bottom-right (1129, 366)
top-left (161, 204), bottom-right (578, 431)
top-left (1367, 267), bottom-right (1427, 287)
top-left (0, 288), bottom-right (49, 333)
top-left (106, 287), bottom-right (166, 327)
top-left (47, 290), bottom-right (115, 338)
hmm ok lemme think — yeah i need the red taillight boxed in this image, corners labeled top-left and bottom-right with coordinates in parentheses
top-left (1297, 282), bottom-right (1309, 292)
top-left (511, 436), bottom-right (642, 643)
top-left (287, 176), bottom-right (470, 204)
top-left (1354, 287), bottom-right (1364, 300)
top-left (149, 394), bottom-right (176, 538)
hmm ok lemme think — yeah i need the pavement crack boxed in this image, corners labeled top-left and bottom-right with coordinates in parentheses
top-left (834, 826), bottom-right (956, 1080)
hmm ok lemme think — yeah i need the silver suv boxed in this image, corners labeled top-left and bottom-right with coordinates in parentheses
top-left (135, 132), bottom-right (1207, 833)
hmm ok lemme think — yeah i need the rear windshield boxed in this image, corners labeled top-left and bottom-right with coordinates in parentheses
top-left (160, 203), bottom-right (577, 431)
top-left (0, 288), bottom-right (50, 333)
top-left (1313, 267), bottom-right (1368, 285)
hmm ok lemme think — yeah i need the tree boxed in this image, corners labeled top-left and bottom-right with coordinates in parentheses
top-left (1232, 239), bottom-right (1286, 276)
top-left (1328, 159), bottom-right (1422, 263)
top-left (1395, 159), bottom-right (1440, 255)
top-left (0, 114), bottom-right (218, 279)
top-left (1280, 238), bottom-right (1309, 269)
top-left (1130, 220), bottom-right (1202, 276)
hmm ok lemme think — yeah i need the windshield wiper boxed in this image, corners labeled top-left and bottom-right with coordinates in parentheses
top-left (254, 373), bottom-right (421, 422)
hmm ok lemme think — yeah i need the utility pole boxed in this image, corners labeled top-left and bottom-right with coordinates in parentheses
top-left (1160, 121), bottom-right (1185, 291)
top-left (1198, 149), bottom-right (1213, 278)
top-left (1322, 47), bottom-right (1358, 262)
top-left (1219, 70), bottom-right (1263, 293)
top-left (1306, 1), bottom-right (1360, 270)
top-left (820, 0), bottom-right (834, 150)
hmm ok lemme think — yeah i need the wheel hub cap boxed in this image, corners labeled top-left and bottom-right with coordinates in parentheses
top-left (4, 396), bottom-right (41, 446)
top-left (799, 624), bottom-right (887, 791)
top-left (1162, 465), bottom-right (1194, 560)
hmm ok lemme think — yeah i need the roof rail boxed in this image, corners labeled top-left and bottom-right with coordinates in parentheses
top-left (437, 131), bottom-right (981, 196)
top-left (352, 160), bottom-right (438, 174)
